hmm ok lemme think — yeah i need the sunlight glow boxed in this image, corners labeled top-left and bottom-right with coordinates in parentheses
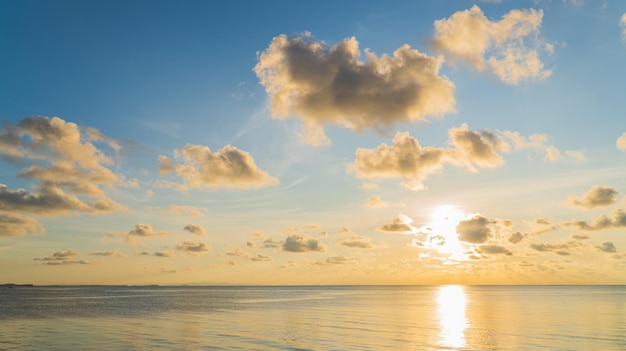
top-left (424, 206), bottom-right (467, 260)
top-left (436, 285), bottom-right (467, 349)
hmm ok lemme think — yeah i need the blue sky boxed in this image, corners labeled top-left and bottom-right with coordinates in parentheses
top-left (1, 0), bottom-right (626, 285)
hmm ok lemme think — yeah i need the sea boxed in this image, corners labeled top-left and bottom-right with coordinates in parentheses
top-left (0, 285), bottom-right (624, 350)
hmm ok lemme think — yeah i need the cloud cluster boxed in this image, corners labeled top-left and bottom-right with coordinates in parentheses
top-left (34, 249), bottom-right (90, 265)
top-left (255, 32), bottom-right (456, 145)
top-left (282, 234), bottom-right (326, 252)
top-left (568, 185), bottom-right (619, 210)
top-left (432, 5), bottom-right (552, 84)
top-left (159, 144), bottom-right (278, 189)
top-left (0, 117), bottom-right (126, 237)
top-left (564, 208), bottom-right (626, 231)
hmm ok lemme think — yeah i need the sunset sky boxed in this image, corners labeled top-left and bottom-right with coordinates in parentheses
top-left (1, 0), bottom-right (626, 285)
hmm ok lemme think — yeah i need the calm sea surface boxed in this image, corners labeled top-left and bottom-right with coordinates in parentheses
top-left (0, 285), bottom-right (624, 350)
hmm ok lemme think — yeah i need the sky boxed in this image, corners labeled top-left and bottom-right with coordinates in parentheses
top-left (1, 0), bottom-right (626, 285)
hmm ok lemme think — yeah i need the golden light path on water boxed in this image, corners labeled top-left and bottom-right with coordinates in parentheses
top-left (437, 285), bottom-right (468, 349)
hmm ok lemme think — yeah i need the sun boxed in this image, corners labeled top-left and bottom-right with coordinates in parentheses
top-left (426, 206), bottom-right (466, 258)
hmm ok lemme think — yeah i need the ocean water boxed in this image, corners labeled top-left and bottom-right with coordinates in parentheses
top-left (0, 285), bottom-right (624, 350)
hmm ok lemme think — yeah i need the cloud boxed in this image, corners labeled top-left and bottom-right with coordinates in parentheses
top-left (617, 132), bottom-right (626, 151)
top-left (432, 5), bottom-right (551, 84)
top-left (529, 240), bottom-right (582, 255)
top-left (339, 232), bottom-right (374, 249)
top-left (564, 208), bottom-right (626, 231)
top-left (572, 234), bottom-right (590, 240)
top-left (360, 182), bottom-right (379, 190)
top-left (184, 224), bottom-right (207, 236)
top-left (377, 214), bottom-right (417, 234)
top-left (500, 130), bottom-right (548, 150)
top-left (619, 13), bottom-right (626, 41)
top-left (0, 212), bottom-right (44, 237)
top-left (568, 185), bottom-right (619, 210)
top-left (508, 232), bottom-right (524, 243)
top-left (363, 195), bottom-right (389, 208)
top-left (159, 144), bottom-right (278, 189)
top-left (113, 224), bottom-right (167, 242)
top-left (456, 215), bottom-right (493, 243)
top-left (161, 205), bottom-right (207, 217)
top-left (0, 116), bottom-right (123, 203)
top-left (282, 234), bottom-right (326, 252)
top-left (251, 254), bottom-right (273, 262)
top-left (91, 250), bottom-right (125, 257)
top-left (154, 251), bottom-right (176, 258)
top-left (226, 248), bottom-right (251, 257)
top-left (34, 249), bottom-right (90, 265)
top-left (0, 183), bottom-right (125, 216)
top-left (315, 255), bottom-right (360, 265)
top-left (476, 244), bottom-right (512, 255)
top-left (349, 124), bottom-right (510, 190)
top-left (176, 240), bottom-right (212, 255)
top-left (596, 242), bottom-right (617, 253)
top-left (255, 32), bottom-right (456, 145)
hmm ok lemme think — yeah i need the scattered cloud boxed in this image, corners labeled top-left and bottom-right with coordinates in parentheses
top-left (432, 5), bottom-right (552, 84)
top-left (34, 249), bottom-right (90, 265)
top-left (596, 241), bottom-right (617, 253)
top-left (568, 185), bottom-right (619, 210)
top-left (0, 212), bottom-right (44, 237)
top-left (176, 240), bottom-right (212, 255)
top-left (154, 251), bottom-right (176, 258)
top-left (363, 195), bottom-right (389, 208)
top-left (282, 234), bottom-right (326, 252)
top-left (377, 214), bottom-right (417, 234)
top-left (564, 208), bottom-right (626, 231)
top-left (159, 144), bottom-right (278, 189)
top-left (226, 248), bottom-right (251, 257)
top-left (572, 234), bottom-right (590, 240)
top-left (91, 250), bottom-right (125, 257)
top-left (529, 240), bottom-right (582, 255)
top-left (184, 224), bottom-right (207, 236)
top-left (112, 224), bottom-right (168, 242)
top-left (255, 32), bottom-right (456, 145)
top-left (315, 255), bottom-right (360, 265)
top-left (339, 232), bottom-right (374, 249)
top-left (476, 244), bottom-right (512, 255)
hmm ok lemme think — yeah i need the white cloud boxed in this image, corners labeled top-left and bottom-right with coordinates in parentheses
top-left (255, 32), bottom-right (456, 145)
top-left (432, 5), bottom-right (552, 84)
top-left (160, 144), bottom-right (278, 189)
top-left (161, 205), bottom-right (207, 217)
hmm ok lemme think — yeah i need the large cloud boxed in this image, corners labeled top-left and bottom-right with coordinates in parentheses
top-left (568, 185), bottom-right (619, 210)
top-left (159, 144), bottom-right (278, 189)
top-left (350, 124), bottom-right (508, 189)
top-left (432, 5), bottom-right (552, 84)
top-left (0, 117), bottom-right (126, 225)
top-left (282, 234), bottom-right (326, 252)
top-left (0, 213), bottom-right (44, 237)
top-left (255, 32), bottom-right (456, 145)
top-left (456, 215), bottom-right (493, 243)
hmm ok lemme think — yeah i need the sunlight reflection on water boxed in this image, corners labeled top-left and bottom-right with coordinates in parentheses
top-left (437, 285), bottom-right (467, 349)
